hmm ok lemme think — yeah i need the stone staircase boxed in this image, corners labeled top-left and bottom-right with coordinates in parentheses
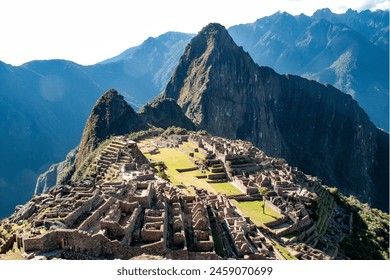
top-left (92, 138), bottom-right (132, 182)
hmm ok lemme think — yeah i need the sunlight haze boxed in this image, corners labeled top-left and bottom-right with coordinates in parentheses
top-left (0, 0), bottom-right (388, 65)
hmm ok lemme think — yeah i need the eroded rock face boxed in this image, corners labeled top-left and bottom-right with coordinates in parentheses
top-left (75, 89), bottom-right (148, 169)
top-left (157, 23), bottom-right (389, 210)
top-left (35, 147), bottom-right (78, 195)
top-left (139, 97), bottom-right (196, 130)
top-left (10, 201), bottom-right (36, 223)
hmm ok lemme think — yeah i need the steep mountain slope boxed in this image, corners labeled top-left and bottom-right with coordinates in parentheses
top-left (157, 23), bottom-right (388, 211)
top-left (228, 9), bottom-right (389, 131)
top-left (139, 97), bottom-right (196, 130)
top-left (34, 148), bottom-right (78, 195)
top-left (75, 89), bottom-right (148, 169)
top-left (0, 60), bottom-right (104, 218)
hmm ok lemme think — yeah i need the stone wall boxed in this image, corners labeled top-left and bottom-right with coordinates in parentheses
top-left (264, 199), bottom-right (283, 215)
top-left (275, 223), bottom-right (298, 237)
top-left (141, 222), bottom-right (164, 242)
top-left (187, 251), bottom-right (221, 260)
top-left (263, 216), bottom-right (288, 228)
top-left (78, 198), bottom-right (116, 231)
top-left (62, 191), bottom-right (103, 227)
top-left (207, 173), bottom-right (226, 180)
top-left (0, 234), bottom-right (15, 254)
top-left (128, 182), bottom-right (154, 208)
top-left (176, 167), bottom-right (198, 173)
top-left (173, 232), bottom-right (185, 247)
top-left (24, 230), bottom-right (66, 252)
top-left (193, 235), bottom-right (214, 252)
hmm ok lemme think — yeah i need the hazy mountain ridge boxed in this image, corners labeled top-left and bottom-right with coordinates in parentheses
top-left (312, 8), bottom-right (389, 50)
top-left (92, 32), bottom-right (193, 107)
top-left (228, 9), bottom-right (389, 130)
top-left (0, 60), bottom-right (104, 217)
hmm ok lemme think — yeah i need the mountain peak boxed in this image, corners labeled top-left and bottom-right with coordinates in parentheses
top-left (187, 22), bottom-right (238, 54)
top-left (75, 89), bottom-right (147, 169)
top-left (199, 22), bottom-right (227, 35)
top-left (313, 8), bottom-right (333, 17)
top-left (163, 22), bottom-right (255, 104)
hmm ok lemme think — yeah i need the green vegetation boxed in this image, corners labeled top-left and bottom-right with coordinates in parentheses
top-left (72, 137), bottom-right (112, 181)
top-left (154, 163), bottom-right (168, 181)
top-left (313, 185), bottom-right (336, 235)
top-left (141, 140), bottom-right (244, 197)
top-left (181, 142), bottom-right (206, 160)
top-left (162, 126), bottom-right (188, 136)
top-left (209, 182), bottom-right (242, 196)
top-left (270, 240), bottom-right (297, 260)
top-left (231, 200), bottom-right (282, 226)
top-left (335, 193), bottom-right (389, 260)
top-left (259, 187), bottom-right (268, 196)
top-left (127, 127), bottom-right (164, 141)
top-left (148, 148), bottom-right (196, 170)
top-left (145, 147), bottom-right (211, 194)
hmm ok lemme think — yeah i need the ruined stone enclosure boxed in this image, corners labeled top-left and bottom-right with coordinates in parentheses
top-left (1, 133), bottom-right (333, 260)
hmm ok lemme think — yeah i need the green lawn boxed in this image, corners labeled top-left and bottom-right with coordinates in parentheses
top-left (182, 142), bottom-right (206, 160)
top-left (142, 147), bottom-right (215, 194)
top-left (148, 148), bottom-right (196, 170)
top-left (140, 142), bottom-right (244, 196)
top-left (231, 200), bottom-right (283, 226)
top-left (209, 182), bottom-right (242, 196)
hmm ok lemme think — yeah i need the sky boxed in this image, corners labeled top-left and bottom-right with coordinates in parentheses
top-left (0, 0), bottom-right (388, 66)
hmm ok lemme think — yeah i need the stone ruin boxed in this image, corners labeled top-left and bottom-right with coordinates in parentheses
top-left (0, 133), bottom-right (331, 260)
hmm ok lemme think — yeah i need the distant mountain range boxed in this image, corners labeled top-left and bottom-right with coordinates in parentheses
top-left (0, 8), bottom-right (388, 218)
top-left (229, 8), bottom-right (389, 130)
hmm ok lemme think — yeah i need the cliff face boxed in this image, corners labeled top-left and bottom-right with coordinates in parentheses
top-left (158, 23), bottom-right (388, 210)
top-left (35, 147), bottom-right (78, 195)
top-left (139, 97), bottom-right (196, 130)
top-left (75, 89), bottom-right (147, 168)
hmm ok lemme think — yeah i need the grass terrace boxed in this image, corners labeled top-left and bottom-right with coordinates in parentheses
top-left (231, 200), bottom-right (283, 226)
top-left (139, 139), bottom-right (243, 197)
top-left (181, 141), bottom-right (206, 160)
top-left (209, 182), bottom-right (242, 196)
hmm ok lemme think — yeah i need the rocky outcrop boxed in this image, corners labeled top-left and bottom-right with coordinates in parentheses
top-left (139, 97), bottom-right (196, 130)
top-left (10, 201), bottom-right (36, 223)
top-left (35, 147), bottom-right (78, 195)
top-left (156, 23), bottom-right (389, 211)
top-left (75, 89), bottom-right (148, 169)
